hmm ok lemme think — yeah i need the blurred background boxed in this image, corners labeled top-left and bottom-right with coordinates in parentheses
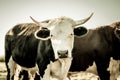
top-left (0, 0), bottom-right (120, 56)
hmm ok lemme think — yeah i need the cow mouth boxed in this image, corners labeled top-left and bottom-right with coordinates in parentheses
top-left (58, 54), bottom-right (68, 58)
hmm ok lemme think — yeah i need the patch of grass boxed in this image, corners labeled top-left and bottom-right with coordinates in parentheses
top-left (0, 56), bottom-right (5, 62)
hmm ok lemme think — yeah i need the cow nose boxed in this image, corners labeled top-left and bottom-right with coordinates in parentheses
top-left (57, 50), bottom-right (68, 58)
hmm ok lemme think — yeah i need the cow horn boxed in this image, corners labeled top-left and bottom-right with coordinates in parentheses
top-left (30, 16), bottom-right (41, 25)
top-left (75, 13), bottom-right (93, 26)
top-left (41, 19), bottom-right (50, 23)
top-left (30, 16), bottom-right (49, 28)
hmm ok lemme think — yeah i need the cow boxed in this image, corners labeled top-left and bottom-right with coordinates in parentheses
top-left (5, 14), bottom-right (93, 80)
top-left (69, 21), bottom-right (120, 80)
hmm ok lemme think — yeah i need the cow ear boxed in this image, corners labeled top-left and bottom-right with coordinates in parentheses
top-left (34, 28), bottom-right (50, 40)
top-left (74, 26), bottom-right (88, 36)
top-left (114, 28), bottom-right (120, 39)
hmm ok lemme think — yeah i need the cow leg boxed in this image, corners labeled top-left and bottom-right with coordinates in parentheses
top-left (107, 57), bottom-right (120, 80)
top-left (6, 61), bottom-right (10, 80)
top-left (28, 65), bottom-right (40, 80)
top-left (17, 64), bottom-right (40, 80)
top-left (14, 64), bottom-right (22, 80)
top-left (19, 70), bottom-right (40, 80)
top-left (5, 49), bottom-right (12, 80)
top-left (19, 70), bottom-right (29, 80)
top-left (34, 72), bottom-right (41, 80)
top-left (8, 57), bottom-right (17, 80)
top-left (95, 58), bottom-right (110, 80)
top-left (28, 70), bottom-right (38, 80)
top-left (8, 57), bottom-right (22, 80)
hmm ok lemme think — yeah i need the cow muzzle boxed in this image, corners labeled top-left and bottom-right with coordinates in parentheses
top-left (57, 50), bottom-right (68, 58)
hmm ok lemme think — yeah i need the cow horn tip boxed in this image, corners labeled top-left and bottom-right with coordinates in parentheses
top-left (30, 16), bottom-right (40, 25)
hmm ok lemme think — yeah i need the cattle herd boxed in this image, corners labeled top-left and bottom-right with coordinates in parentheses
top-left (4, 13), bottom-right (120, 80)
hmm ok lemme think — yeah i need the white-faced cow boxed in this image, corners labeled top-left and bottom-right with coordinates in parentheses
top-left (69, 21), bottom-right (120, 80)
top-left (5, 14), bottom-right (93, 80)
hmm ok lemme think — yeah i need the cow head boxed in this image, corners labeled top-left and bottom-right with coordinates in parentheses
top-left (31, 13), bottom-right (93, 59)
top-left (114, 22), bottom-right (120, 39)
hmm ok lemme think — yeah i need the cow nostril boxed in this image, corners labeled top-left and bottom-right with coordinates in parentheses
top-left (57, 50), bottom-right (68, 58)
top-left (65, 50), bottom-right (68, 55)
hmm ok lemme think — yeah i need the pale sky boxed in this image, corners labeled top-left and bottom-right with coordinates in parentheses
top-left (0, 0), bottom-right (120, 55)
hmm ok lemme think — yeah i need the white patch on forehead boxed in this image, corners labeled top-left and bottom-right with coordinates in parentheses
top-left (48, 17), bottom-right (75, 30)
top-left (50, 24), bottom-right (73, 38)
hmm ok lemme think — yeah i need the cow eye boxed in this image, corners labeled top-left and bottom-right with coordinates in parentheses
top-left (51, 35), bottom-right (53, 37)
top-left (68, 33), bottom-right (74, 38)
top-left (70, 33), bottom-right (74, 37)
top-left (50, 34), bottom-right (56, 39)
top-left (70, 33), bottom-right (74, 36)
